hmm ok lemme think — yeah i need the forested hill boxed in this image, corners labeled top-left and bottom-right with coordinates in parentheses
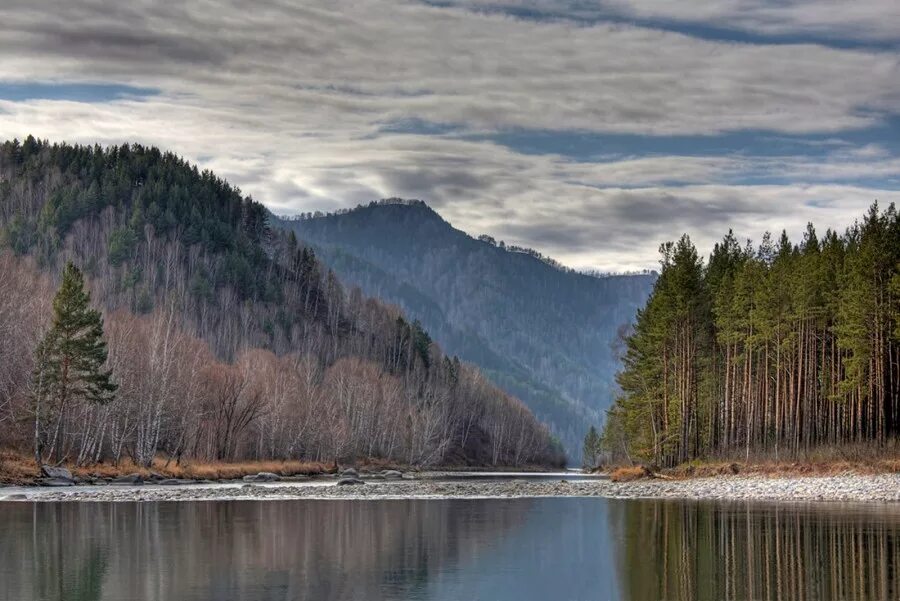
top-left (608, 206), bottom-right (900, 467)
top-left (276, 200), bottom-right (656, 456)
top-left (0, 137), bottom-right (564, 469)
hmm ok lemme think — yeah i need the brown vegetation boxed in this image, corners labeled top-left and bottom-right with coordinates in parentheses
top-left (609, 466), bottom-right (654, 482)
top-left (0, 140), bottom-right (565, 470)
top-left (0, 448), bottom-right (331, 485)
top-left (668, 459), bottom-right (900, 479)
top-left (606, 443), bottom-right (900, 481)
top-left (0, 251), bottom-right (560, 469)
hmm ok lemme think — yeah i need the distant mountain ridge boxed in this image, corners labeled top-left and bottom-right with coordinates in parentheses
top-left (275, 199), bottom-right (656, 456)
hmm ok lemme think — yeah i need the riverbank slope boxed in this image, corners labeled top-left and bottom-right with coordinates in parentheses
top-left (0, 449), bottom-right (553, 487)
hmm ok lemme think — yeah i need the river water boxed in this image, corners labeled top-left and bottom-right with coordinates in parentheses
top-left (1, 496), bottom-right (898, 600)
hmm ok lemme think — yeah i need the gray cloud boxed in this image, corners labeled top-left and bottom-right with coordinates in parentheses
top-left (446, 0), bottom-right (900, 43)
top-left (600, 0), bottom-right (900, 43)
top-left (0, 0), bottom-right (898, 271)
top-left (3, 0), bottom-right (899, 134)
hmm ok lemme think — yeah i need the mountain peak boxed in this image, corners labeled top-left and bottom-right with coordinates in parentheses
top-left (276, 202), bottom-right (656, 457)
top-left (284, 198), bottom-right (447, 225)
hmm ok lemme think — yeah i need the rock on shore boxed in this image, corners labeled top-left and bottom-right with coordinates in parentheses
top-left (242, 472), bottom-right (282, 482)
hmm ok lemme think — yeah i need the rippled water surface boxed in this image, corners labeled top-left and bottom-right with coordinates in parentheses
top-left (1, 497), bottom-right (899, 600)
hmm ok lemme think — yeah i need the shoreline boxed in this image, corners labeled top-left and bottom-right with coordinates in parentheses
top-left (0, 449), bottom-right (559, 488)
top-left (3, 472), bottom-right (900, 504)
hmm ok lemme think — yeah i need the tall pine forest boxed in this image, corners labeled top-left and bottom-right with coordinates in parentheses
top-left (606, 206), bottom-right (900, 466)
top-left (0, 137), bottom-right (564, 469)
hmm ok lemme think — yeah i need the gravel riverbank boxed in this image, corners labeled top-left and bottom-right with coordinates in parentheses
top-left (3, 473), bottom-right (900, 503)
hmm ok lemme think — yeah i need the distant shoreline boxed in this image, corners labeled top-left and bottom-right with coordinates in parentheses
top-left (4, 472), bottom-right (900, 504)
top-left (0, 450), bottom-right (559, 490)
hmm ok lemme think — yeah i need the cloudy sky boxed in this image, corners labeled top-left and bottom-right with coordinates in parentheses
top-left (2, 0), bottom-right (899, 271)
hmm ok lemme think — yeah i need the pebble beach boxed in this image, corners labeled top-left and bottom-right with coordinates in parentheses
top-left (3, 472), bottom-right (900, 504)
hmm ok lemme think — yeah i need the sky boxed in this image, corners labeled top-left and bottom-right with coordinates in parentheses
top-left (1, 0), bottom-right (899, 272)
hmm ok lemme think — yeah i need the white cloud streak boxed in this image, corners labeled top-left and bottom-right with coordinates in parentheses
top-left (0, 0), bottom-right (897, 270)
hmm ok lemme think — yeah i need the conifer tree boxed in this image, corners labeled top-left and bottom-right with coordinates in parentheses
top-left (606, 203), bottom-right (899, 466)
top-left (583, 425), bottom-right (601, 468)
top-left (32, 262), bottom-right (117, 462)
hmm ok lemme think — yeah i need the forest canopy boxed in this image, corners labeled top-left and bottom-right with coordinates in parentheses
top-left (0, 136), bottom-right (564, 469)
top-left (605, 204), bottom-right (900, 467)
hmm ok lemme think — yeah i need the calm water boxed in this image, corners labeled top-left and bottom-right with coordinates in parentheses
top-left (1, 497), bottom-right (899, 601)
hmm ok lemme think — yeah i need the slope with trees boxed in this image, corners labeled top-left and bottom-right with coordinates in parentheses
top-left (0, 137), bottom-right (564, 469)
top-left (32, 262), bottom-right (117, 463)
top-left (277, 200), bottom-right (655, 457)
top-left (604, 205), bottom-right (900, 466)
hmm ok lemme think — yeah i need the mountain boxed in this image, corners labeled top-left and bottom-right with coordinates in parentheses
top-left (276, 199), bottom-right (656, 456)
top-left (0, 137), bottom-right (564, 468)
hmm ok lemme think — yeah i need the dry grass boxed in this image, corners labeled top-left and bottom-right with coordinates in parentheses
top-left (665, 445), bottom-right (900, 480)
top-left (605, 443), bottom-right (900, 482)
top-left (167, 459), bottom-right (332, 480)
top-left (610, 466), bottom-right (653, 482)
top-left (667, 462), bottom-right (742, 479)
top-left (0, 448), bottom-right (331, 485)
top-left (696, 458), bottom-right (900, 478)
top-left (0, 449), bottom-right (39, 485)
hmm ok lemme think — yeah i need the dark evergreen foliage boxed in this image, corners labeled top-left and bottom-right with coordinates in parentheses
top-left (605, 205), bottom-right (900, 466)
top-left (0, 137), bottom-right (565, 467)
top-left (32, 262), bottom-right (117, 461)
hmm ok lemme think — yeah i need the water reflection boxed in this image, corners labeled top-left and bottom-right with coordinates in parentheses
top-left (610, 499), bottom-right (900, 601)
top-left (1, 497), bottom-right (898, 600)
top-left (0, 500), bottom-right (541, 601)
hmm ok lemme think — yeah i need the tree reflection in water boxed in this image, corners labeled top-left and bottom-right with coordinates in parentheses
top-left (0, 499), bottom-right (532, 601)
top-left (2, 497), bottom-right (900, 601)
top-left (610, 499), bottom-right (900, 601)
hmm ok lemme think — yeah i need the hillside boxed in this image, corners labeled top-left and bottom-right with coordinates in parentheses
top-left (0, 137), bottom-right (564, 469)
top-left (276, 200), bottom-right (655, 456)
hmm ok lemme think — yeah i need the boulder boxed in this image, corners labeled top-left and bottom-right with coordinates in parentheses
top-left (110, 473), bottom-right (143, 485)
top-left (337, 477), bottom-right (365, 486)
top-left (242, 472), bottom-right (282, 482)
top-left (39, 477), bottom-right (75, 487)
top-left (3, 493), bottom-right (28, 501)
top-left (340, 468), bottom-right (359, 478)
top-left (41, 465), bottom-right (73, 481)
top-left (382, 470), bottom-right (403, 480)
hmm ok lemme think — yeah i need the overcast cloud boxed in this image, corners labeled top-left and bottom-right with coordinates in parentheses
top-left (1, 0), bottom-right (898, 271)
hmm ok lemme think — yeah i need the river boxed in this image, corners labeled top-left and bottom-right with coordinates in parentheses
top-left (1, 496), bottom-right (899, 600)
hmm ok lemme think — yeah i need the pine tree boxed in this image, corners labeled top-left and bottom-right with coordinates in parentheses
top-left (606, 203), bottom-right (899, 466)
top-left (32, 263), bottom-right (117, 462)
top-left (583, 425), bottom-right (601, 468)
